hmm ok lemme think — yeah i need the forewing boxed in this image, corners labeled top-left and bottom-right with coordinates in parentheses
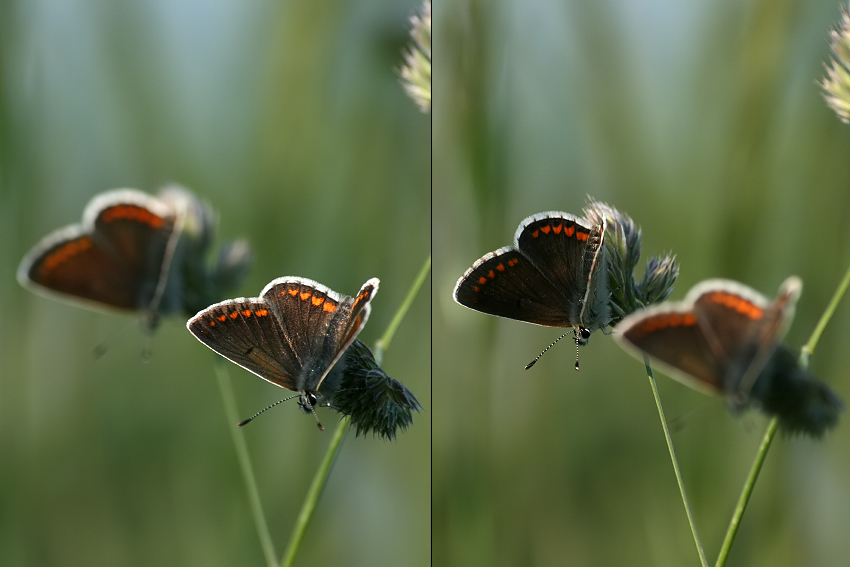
top-left (514, 212), bottom-right (594, 309)
top-left (688, 280), bottom-right (778, 396)
top-left (187, 298), bottom-right (300, 390)
top-left (616, 305), bottom-right (726, 394)
top-left (19, 223), bottom-right (146, 310)
top-left (694, 277), bottom-right (801, 395)
top-left (92, 198), bottom-right (175, 307)
top-left (454, 246), bottom-right (579, 327)
top-left (261, 277), bottom-right (354, 391)
top-left (334, 278), bottom-right (378, 358)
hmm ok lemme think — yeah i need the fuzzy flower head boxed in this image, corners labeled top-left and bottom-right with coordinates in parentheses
top-left (400, 0), bottom-right (431, 113)
top-left (322, 340), bottom-right (421, 440)
top-left (584, 199), bottom-right (679, 323)
top-left (822, 5), bottom-right (850, 124)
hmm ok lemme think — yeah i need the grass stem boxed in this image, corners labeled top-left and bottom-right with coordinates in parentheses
top-left (644, 357), bottom-right (708, 567)
top-left (803, 262), bottom-right (850, 359)
top-left (214, 358), bottom-right (278, 567)
top-left (714, 418), bottom-right (778, 567)
top-left (280, 416), bottom-right (349, 567)
top-left (374, 254), bottom-right (431, 362)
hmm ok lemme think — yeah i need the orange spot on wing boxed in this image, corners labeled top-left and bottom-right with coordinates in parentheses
top-left (256, 309), bottom-right (268, 317)
top-left (242, 310), bottom-right (252, 317)
top-left (576, 231), bottom-right (589, 242)
top-left (478, 276), bottom-right (487, 285)
top-left (531, 229), bottom-right (540, 238)
top-left (564, 226), bottom-right (575, 237)
top-left (638, 318), bottom-right (660, 334)
top-left (209, 320), bottom-right (216, 327)
top-left (352, 290), bottom-right (372, 308)
top-left (634, 311), bottom-right (698, 337)
top-left (286, 289), bottom-right (298, 296)
top-left (540, 225), bottom-right (551, 235)
top-left (323, 301), bottom-right (337, 313)
top-left (708, 292), bottom-right (764, 319)
top-left (496, 263), bottom-right (505, 271)
top-left (487, 270), bottom-right (495, 279)
top-left (508, 258), bottom-right (519, 267)
top-left (299, 291), bottom-right (311, 301)
top-left (39, 237), bottom-right (94, 275)
top-left (101, 205), bottom-right (166, 229)
top-left (217, 314), bottom-right (227, 322)
top-left (229, 311), bottom-right (239, 319)
top-left (311, 296), bottom-right (324, 306)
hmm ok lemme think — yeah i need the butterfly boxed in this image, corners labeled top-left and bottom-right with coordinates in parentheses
top-left (18, 185), bottom-right (250, 330)
top-left (454, 211), bottom-right (610, 368)
top-left (616, 276), bottom-right (844, 436)
top-left (187, 277), bottom-right (379, 430)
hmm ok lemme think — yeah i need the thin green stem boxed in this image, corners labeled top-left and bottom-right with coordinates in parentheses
top-left (280, 416), bottom-right (349, 567)
top-left (374, 253), bottom-right (431, 362)
top-left (644, 358), bottom-right (709, 567)
top-left (802, 261), bottom-right (850, 359)
top-left (278, 253), bottom-right (430, 565)
top-left (213, 358), bottom-right (278, 567)
top-left (714, 417), bottom-right (778, 567)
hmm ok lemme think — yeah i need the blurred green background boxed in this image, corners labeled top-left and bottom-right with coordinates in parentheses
top-left (1, 1), bottom-right (430, 566)
top-left (435, 1), bottom-right (850, 566)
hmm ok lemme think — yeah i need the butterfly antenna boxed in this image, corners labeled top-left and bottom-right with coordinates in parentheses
top-left (574, 333), bottom-right (581, 371)
top-left (140, 337), bottom-right (153, 363)
top-left (237, 395), bottom-right (298, 427)
top-left (92, 341), bottom-right (109, 359)
top-left (91, 319), bottom-right (136, 359)
top-left (137, 312), bottom-right (160, 362)
top-left (309, 406), bottom-right (325, 432)
top-left (525, 331), bottom-right (571, 369)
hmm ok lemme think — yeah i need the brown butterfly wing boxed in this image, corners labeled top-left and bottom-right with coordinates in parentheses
top-left (187, 297), bottom-right (299, 390)
top-left (19, 192), bottom-right (175, 311)
top-left (618, 307), bottom-right (726, 393)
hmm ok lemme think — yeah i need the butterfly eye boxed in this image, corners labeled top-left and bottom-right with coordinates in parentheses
top-left (304, 392), bottom-right (318, 407)
top-left (579, 327), bottom-right (591, 340)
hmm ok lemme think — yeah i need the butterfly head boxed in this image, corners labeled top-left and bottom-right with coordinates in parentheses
top-left (297, 390), bottom-right (325, 431)
top-left (297, 391), bottom-right (319, 413)
top-left (575, 326), bottom-right (592, 346)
